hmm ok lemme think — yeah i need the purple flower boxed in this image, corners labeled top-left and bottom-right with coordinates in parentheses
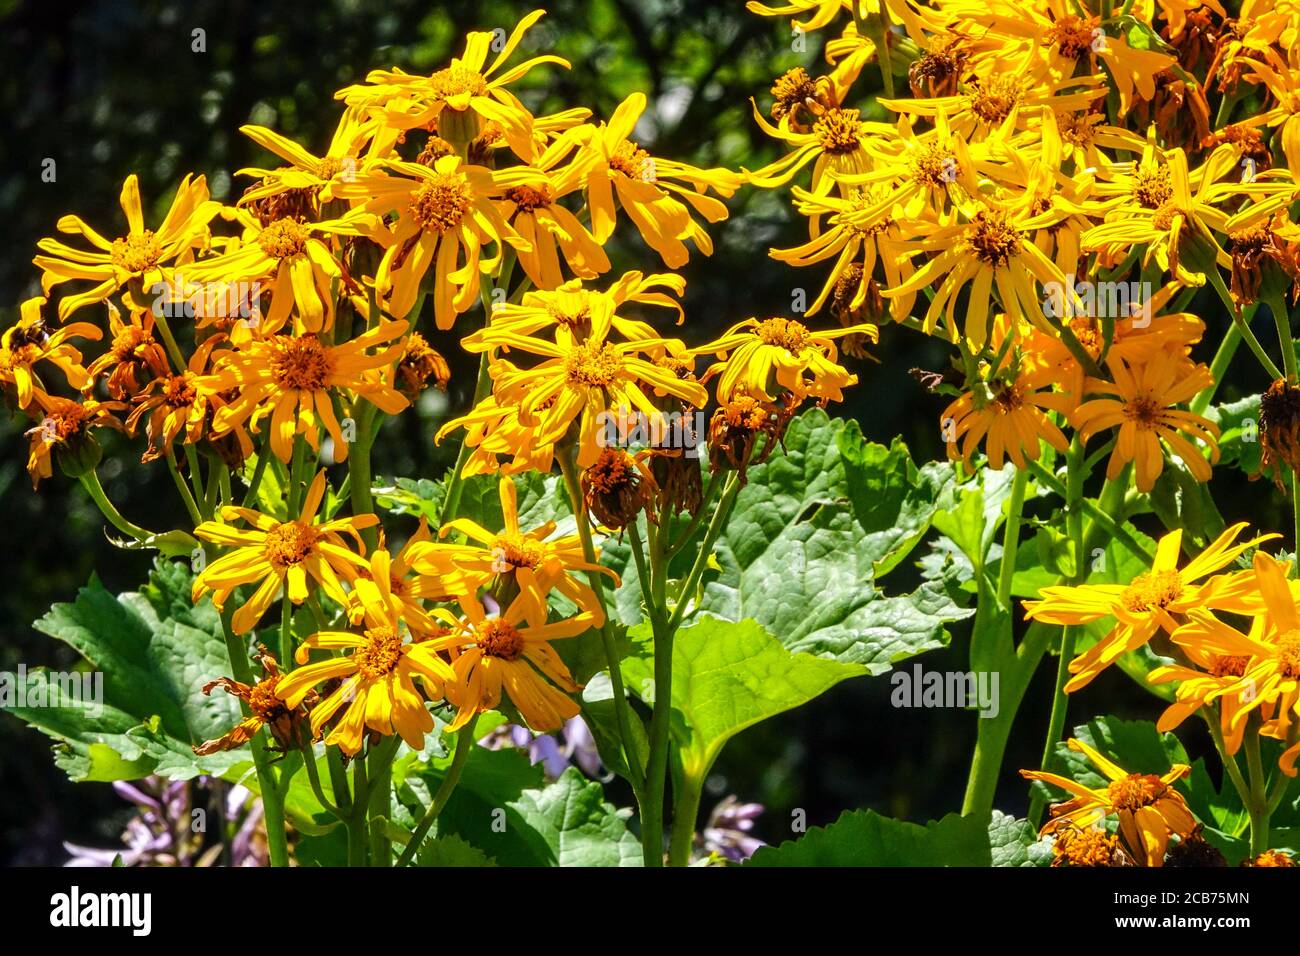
top-left (479, 716), bottom-right (610, 781)
top-left (700, 795), bottom-right (765, 863)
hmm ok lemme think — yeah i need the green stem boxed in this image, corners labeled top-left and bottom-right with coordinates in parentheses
top-left (996, 466), bottom-right (1028, 611)
top-left (396, 726), bottom-right (476, 867)
top-left (666, 472), bottom-right (742, 634)
top-left (629, 521), bottom-right (671, 866)
top-left (366, 734), bottom-right (401, 866)
top-left (347, 750), bottom-right (370, 866)
top-left (666, 471), bottom-right (721, 560)
top-left (78, 471), bottom-right (154, 540)
top-left (242, 452), bottom-right (270, 508)
top-left (667, 771), bottom-right (703, 867)
top-left (1190, 316), bottom-right (1246, 415)
top-left (1244, 723), bottom-right (1270, 855)
top-left (299, 729), bottom-right (344, 819)
top-left (557, 449), bottom-right (645, 793)
top-left (166, 449), bottom-right (203, 527)
top-left (438, 351), bottom-right (492, 525)
top-left (1207, 274), bottom-right (1281, 380)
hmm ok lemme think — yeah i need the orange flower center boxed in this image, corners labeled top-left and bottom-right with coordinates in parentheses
top-left (111, 324), bottom-right (154, 360)
top-left (505, 183), bottom-right (555, 212)
top-left (491, 533), bottom-right (545, 571)
top-left (1210, 654), bottom-right (1251, 678)
top-left (911, 143), bottom-right (959, 188)
top-left (1275, 630), bottom-right (1300, 679)
top-left (610, 139), bottom-right (652, 179)
top-left (258, 218), bottom-right (310, 259)
top-left (721, 396), bottom-right (768, 429)
top-left (478, 619), bottom-right (525, 661)
top-left (1133, 167), bottom-right (1173, 209)
top-left (269, 335), bottom-right (334, 391)
top-left (161, 373), bottom-right (197, 408)
top-left (1107, 773), bottom-right (1166, 811)
top-left (1121, 569), bottom-right (1182, 612)
top-left (429, 63), bottom-right (489, 100)
top-left (263, 520), bottom-right (319, 569)
top-left (409, 172), bottom-right (473, 233)
top-left (813, 107), bottom-right (863, 155)
top-left (968, 76), bottom-right (1021, 125)
top-left (248, 677), bottom-right (285, 720)
top-left (585, 448), bottom-right (636, 494)
top-left (967, 210), bottom-right (1021, 268)
top-left (316, 156), bottom-right (346, 180)
top-left (755, 317), bottom-right (810, 353)
top-left (1122, 395), bottom-right (1164, 429)
top-left (1048, 15), bottom-right (1099, 60)
top-left (111, 230), bottom-right (162, 273)
top-left (565, 340), bottom-right (621, 387)
top-left (355, 626), bottom-right (404, 679)
top-left (1054, 826), bottom-right (1120, 866)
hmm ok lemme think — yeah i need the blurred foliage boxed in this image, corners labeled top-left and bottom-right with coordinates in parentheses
top-left (0, 0), bottom-right (1276, 865)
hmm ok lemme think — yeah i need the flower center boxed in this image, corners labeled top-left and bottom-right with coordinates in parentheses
top-left (1107, 773), bottom-right (1166, 811)
top-left (814, 107), bottom-right (863, 155)
top-left (1054, 827), bottom-right (1120, 866)
top-left (1069, 318), bottom-right (1104, 357)
top-left (269, 335), bottom-right (334, 391)
top-left (771, 66), bottom-right (819, 122)
top-left (1133, 167), bottom-right (1173, 209)
top-left (586, 448), bottom-right (636, 494)
top-left (112, 325), bottom-right (153, 360)
top-left (967, 210), bottom-right (1021, 268)
top-left (1210, 654), bottom-right (1251, 678)
top-left (755, 317), bottom-right (810, 353)
top-left (316, 156), bottom-right (345, 180)
top-left (257, 218), bottom-right (310, 259)
top-left (911, 143), bottom-right (959, 188)
top-left (409, 172), bottom-right (473, 233)
top-left (968, 76), bottom-right (1022, 125)
top-left (1057, 109), bottom-right (1101, 146)
top-left (248, 677), bottom-right (286, 720)
top-left (355, 626), bottom-right (404, 679)
top-left (1123, 395), bottom-right (1164, 429)
top-left (429, 63), bottom-right (489, 100)
top-left (161, 373), bottom-right (197, 408)
top-left (111, 231), bottom-right (162, 273)
top-left (1048, 15), bottom-right (1100, 59)
top-left (36, 407), bottom-right (89, 443)
top-left (992, 382), bottom-right (1024, 412)
top-left (490, 533), bottom-right (545, 571)
top-left (722, 396), bottom-right (768, 429)
top-left (478, 619), bottom-right (525, 661)
top-left (610, 140), bottom-right (652, 179)
top-left (1121, 569), bottom-right (1183, 612)
top-left (565, 341), bottom-right (621, 387)
top-left (1275, 630), bottom-right (1300, 679)
top-left (263, 520), bottom-right (319, 569)
top-left (505, 183), bottom-right (555, 212)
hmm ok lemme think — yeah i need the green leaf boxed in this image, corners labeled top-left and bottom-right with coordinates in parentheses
top-left (6, 560), bottom-right (244, 782)
top-left (699, 409), bottom-right (971, 667)
top-left (417, 833), bottom-right (498, 867)
top-left (503, 767), bottom-right (641, 867)
top-left (989, 811), bottom-right (1053, 867)
top-left (747, 808), bottom-right (991, 866)
top-left (622, 617), bottom-right (866, 782)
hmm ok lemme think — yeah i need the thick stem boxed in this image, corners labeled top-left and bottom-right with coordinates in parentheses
top-left (667, 770), bottom-right (703, 867)
top-left (996, 466), bottom-right (1028, 611)
top-left (629, 522), bottom-right (671, 866)
top-left (396, 726), bottom-right (476, 867)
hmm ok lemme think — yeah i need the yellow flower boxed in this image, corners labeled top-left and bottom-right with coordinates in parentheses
top-left (1074, 352), bottom-right (1219, 492)
top-left (85, 303), bottom-right (170, 401)
top-left (22, 393), bottom-right (124, 489)
top-left (0, 297), bottom-right (100, 409)
top-left (329, 155), bottom-right (537, 327)
top-left (941, 364), bottom-right (1073, 470)
top-left (201, 320), bottom-right (409, 464)
top-left (435, 392), bottom-right (559, 477)
top-left (185, 211), bottom-right (342, 334)
top-left (192, 470), bottom-right (377, 634)
top-left (1175, 552), bottom-right (1300, 774)
top-left (405, 476), bottom-right (618, 628)
top-left (484, 317), bottom-right (707, 467)
top-left (275, 549), bottom-right (457, 755)
top-left (1024, 523), bottom-right (1275, 692)
top-left (1239, 45), bottom-right (1300, 180)
top-left (696, 316), bottom-right (874, 405)
top-left (426, 593), bottom-right (594, 733)
top-left (1150, 621), bottom-right (1259, 756)
top-left (336, 9), bottom-right (567, 160)
top-left (125, 334), bottom-right (228, 463)
top-left (575, 93), bottom-right (741, 267)
top-left (194, 649), bottom-right (310, 756)
top-left (1021, 737), bottom-right (1196, 867)
top-left (34, 174), bottom-right (219, 319)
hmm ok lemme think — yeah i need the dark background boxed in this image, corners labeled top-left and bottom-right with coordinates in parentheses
top-left (0, 0), bottom-right (1273, 863)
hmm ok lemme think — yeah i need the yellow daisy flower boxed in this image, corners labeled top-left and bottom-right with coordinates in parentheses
top-left (0, 297), bottom-right (100, 409)
top-left (192, 470), bottom-right (377, 635)
top-left (85, 303), bottom-right (170, 401)
top-left (23, 393), bottom-right (125, 489)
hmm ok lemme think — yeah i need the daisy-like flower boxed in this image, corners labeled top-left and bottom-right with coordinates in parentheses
top-left (406, 475), bottom-right (617, 628)
top-left (1074, 352), bottom-right (1219, 492)
top-left (0, 297), bottom-right (100, 409)
top-left (941, 363), bottom-right (1072, 469)
top-left (201, 320), bottom-right (409, 464)
top-left (485, 318), bottom-right (707, 467)
top-left (1021, 737), bottom-right (1196, 867)
top-left (1176, 552), bottom-right (1300, 774)
top-left (695, 316), bottom-right (875, 405)
top-left (34, 174), bottom-right (219, 319)
top-left (236, 105), bottom-right (391, 210)
top-left (85, 303), bottom-right (170, 401)
top-left (1149, 620), bottom-right (1260, 756)
top-left (435, 392), bottom-right (559, 476)
top-left (328, 155), bottom-right (537, 327)
top-left (1024, 523), bottom-right (1275, 692)
top-left (336, 9), bottom-right (567, 160)
top-left (769, 185), bottom-right (915, 320)
top-left (22, 393), bottom-right (124, 488)
top-left (191, 470), bottom-right (377, 634)
top-left (1238, 45), bottom-right (1300, 179)
top-left (746, 98), bottom-right (887, 195)
top-left (275, 549), bottom-right (457, 755)
top-left (185, 210), bottom-right (342, 334)
top-left (125, 335), bottom-right (229, 464)
top-left (575, 93), bottom-right (741, 267)
top-left (194, 648), bottom-right (312, 755)
top-left (345, 521), bottom-right (448, 634)
top-left (493, 132), bottom-right (610, 289)
top-left (426, 593), bottom-right (595, 733)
